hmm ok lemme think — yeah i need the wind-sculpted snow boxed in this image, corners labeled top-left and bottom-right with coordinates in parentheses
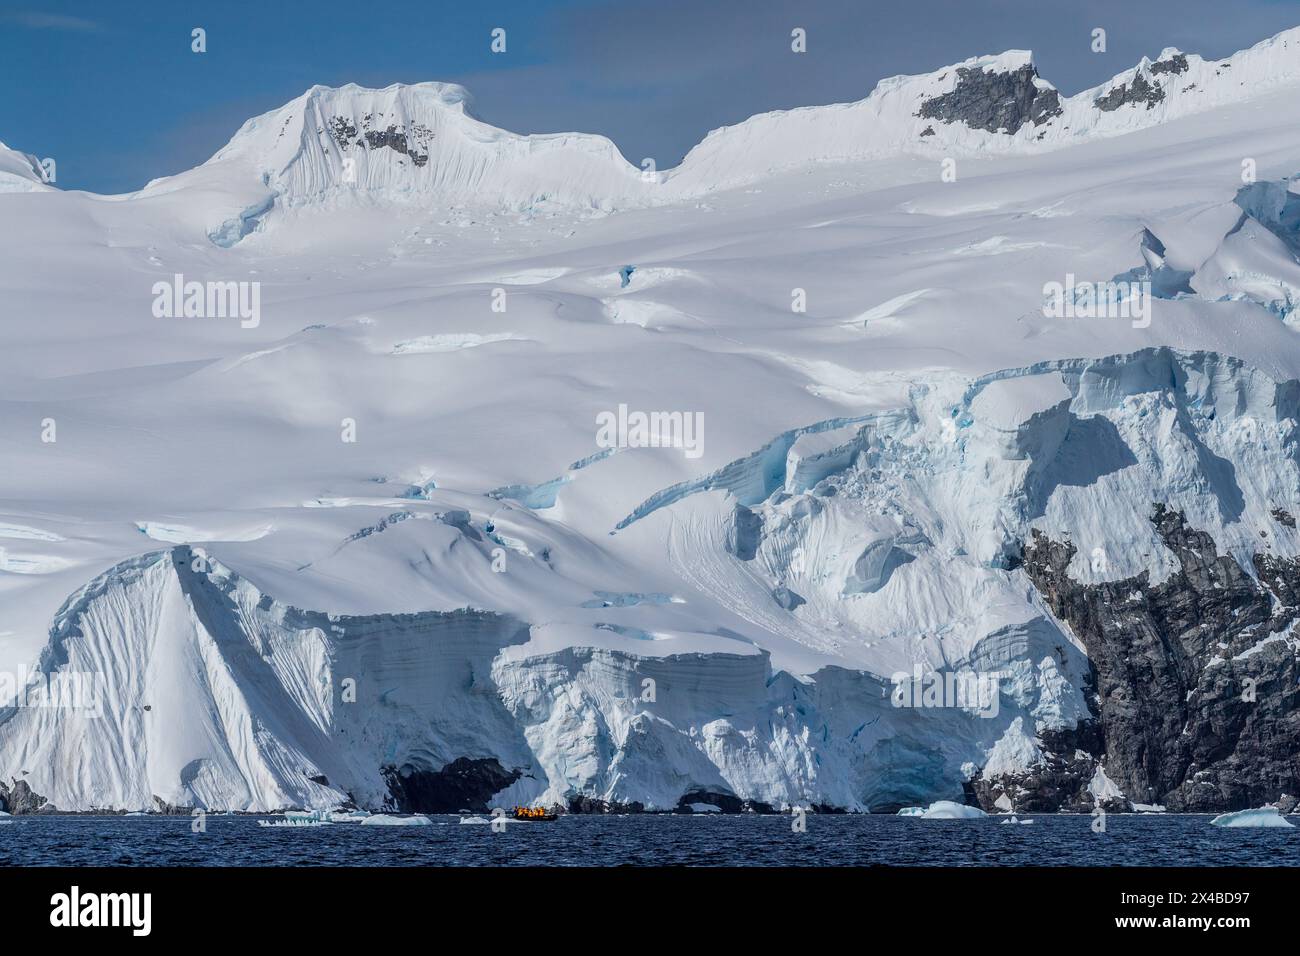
top-left (614, 414), bottom-right (880, 530)
top-left (0, 141), bottom-right (49, 193)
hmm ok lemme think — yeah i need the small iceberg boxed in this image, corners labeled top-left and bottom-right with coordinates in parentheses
top-left (1210, 807), bottom-right (1296, 828)
top-left (328, 809), bottom-right (372, 823)
top-left (258, 818), bottom-right (329, 828)
top-left (360, 814), bottom-right (433, 827)
top-left (285, 809), bottom-right (330, 822)
top-left (915, 800), bottom-right (988, 820)
top-left (459, 815), bottom-right (490, 825)
top-left (999, 815), bottom-right (1034, 825)
top-left (896, 807), bottom-right (926, 817)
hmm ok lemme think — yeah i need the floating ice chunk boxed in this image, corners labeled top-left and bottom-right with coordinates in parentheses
top-left (897, 807), bottom-right (926, 816)
top-left (917, 800), bottom-right (988, 819)
top-left (258, 818), bottom-right (330, 827)
top-left (360, 814), bottom-right (433, 826)
top-left (459, 815), bottom-right (490, 825)
top-left (1209, 807), bottom-right (1295, 828)
top-left (688, 803), bottom-right (722, 813)
top-left (328, 809), bottom-right (372, 823)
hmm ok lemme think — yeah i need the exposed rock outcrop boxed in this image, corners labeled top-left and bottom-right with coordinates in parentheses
top-left (382, 756), bottom-right (522, 813)
top-left (965, 723), bottom-right (1128, 813)
top-left (0, 778), bottom-right (53, 814)
top-left (151, 794), bottom-right (194, 815)
top-left (1094, 71), bottom-right (1165, 111)
top-left (676, 788), bottom-right (776, 814)
top-left (1150, 53), bottom-right (1190, 76)
top-left (567, 795), bottom-right (646, 814)
top-left (1022, 505), bottom-right (1300, 811)
top-left (323, 113), bottom-right (432, 166)
top-left (918, 64), bottom-right (1062, 134)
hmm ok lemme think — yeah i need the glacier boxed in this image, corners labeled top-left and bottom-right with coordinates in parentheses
top-left (3, 27), bottom-right (1300, 815)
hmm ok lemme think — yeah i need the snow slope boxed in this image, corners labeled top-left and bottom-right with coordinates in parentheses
top-left (3, 28), bottom-right (1300, 812)
top-left (668, 27), bottom-right (1300, 193)
top-left (0, 141), bottom-right (48, 194)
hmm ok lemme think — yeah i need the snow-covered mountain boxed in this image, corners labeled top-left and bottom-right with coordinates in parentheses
top-left (127, 26), bottom-right (1300, 244)
top-left (3, 27), bottom-right (1300, 815)
top-left (664, 37), bottom-right (1296, 193)
top-left (171, 81), bottom-right (648, 234)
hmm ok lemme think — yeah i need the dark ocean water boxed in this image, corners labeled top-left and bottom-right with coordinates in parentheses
top-left (2, 813), bottom-right (1299, 866)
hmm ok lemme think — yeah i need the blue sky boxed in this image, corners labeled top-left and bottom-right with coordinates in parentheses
top-left (3, 0), bottom-right (1300, 193)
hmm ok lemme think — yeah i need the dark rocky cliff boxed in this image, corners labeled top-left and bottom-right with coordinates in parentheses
top-left (1007, 505), bottom-right (1300, 812)
top-left (918, 64), bottom-right (1062, 135)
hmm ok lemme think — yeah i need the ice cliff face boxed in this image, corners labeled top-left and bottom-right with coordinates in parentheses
top-left (0, 542), bottom-right (1083, 813)
top-left (3, 348), bottom-right (1296, 814)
